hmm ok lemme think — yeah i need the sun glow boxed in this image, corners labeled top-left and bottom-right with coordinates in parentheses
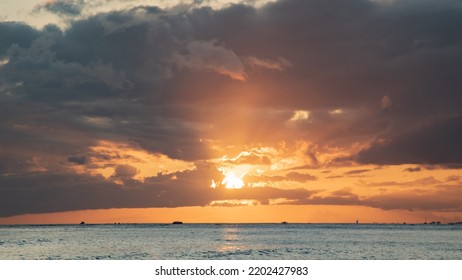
top-left (222, 172), bottom-right (244, 189)
top-left (216, 164), bottom-right (253, 189)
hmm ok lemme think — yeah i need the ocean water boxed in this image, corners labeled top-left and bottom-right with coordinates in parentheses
top-left (1, 223), bottom-right (461, 260)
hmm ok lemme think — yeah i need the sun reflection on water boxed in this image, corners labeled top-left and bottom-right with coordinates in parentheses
top-left (217, 226), bottom-right (246, 252)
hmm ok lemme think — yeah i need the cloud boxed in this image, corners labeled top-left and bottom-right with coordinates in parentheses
top-left (275, 185), bottom-right (462, 212)
top-left (365, 176), bottom-right (442, 188)
top-left (381, 95), bottom-right (392, 110)
top-left (0, 163), bottom-right (458, 217)
top-left (34, 0), bottom-right (85, 16)
top-left (365, 186), bottom-right (462, 211)
top-left (344, 169), bottom-right (370, 176)
top-left (278, 189), bottom-right (362, 207)
top-left (446, 175), bottom-right (460, 182)
top-left (113, 164), bottom-right (138, 179)
top-left (289, 110), bottom-right (310, 122)
top-left (212, 186), bottom-right (316, 205)
top-left (1, 0), bottom-right (462, 217)
top-left (245, 171), bottom-right (316, 184)
top-left (357, 116), bottom-right (462, 165)
top-left (0, 164), bottom-right (318, 217)
top-left (173, 40), bottom-right (292, 81)
top-left (285, 172), bottom-right (317, 183)
top-left (0, 22), bottom-right (40, 54)
top-left (174, 40), bottom-right (247, 81)
top-left (223, 151), bottom-right (272, 165)
top-left (67, 155), bottom-right (87, 165)
top-left (245, 56), bottom-right (292, 71)
top-left (403, 167), bottom-right (422, 173)
top-left (209, 199), bottom-right (260, 207)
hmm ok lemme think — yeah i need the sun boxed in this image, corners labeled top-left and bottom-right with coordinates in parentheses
top-left (213, 164), bottom-right (251, 189)
top-left (222, 172), bottom-right (244, 189)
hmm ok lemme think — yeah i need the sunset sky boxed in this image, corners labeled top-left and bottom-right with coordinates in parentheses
top-left (1, 0), bottom-right (462, 224)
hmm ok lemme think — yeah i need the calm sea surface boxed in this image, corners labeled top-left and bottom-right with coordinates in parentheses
top-left (1, 224), bottom-right (461, 260)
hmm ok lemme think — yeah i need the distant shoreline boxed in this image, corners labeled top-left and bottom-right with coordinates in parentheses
top-left (1, 222), bottom-right (461, 226)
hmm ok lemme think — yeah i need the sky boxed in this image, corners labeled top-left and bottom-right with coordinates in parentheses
top-left (1, 0), bottom-right (462, 224)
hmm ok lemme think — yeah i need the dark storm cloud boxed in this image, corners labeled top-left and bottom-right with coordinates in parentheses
top-left (0, 162), bottom-right (221, 217)
top-left (357, 116), bottom-right (462, 164)
top-left (0, 22), bottom-right (40, 54)
top-left (0, 171), bottom-right (210, 217)
top-left (3, 0), bottom-right (462, 159)
top-left (0, 15), bottom-right (209, 161)
top-left (1, 0), bottom-right (462, 216)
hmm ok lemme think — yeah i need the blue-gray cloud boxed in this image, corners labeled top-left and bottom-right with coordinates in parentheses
top-left (34, 0), bottom-right (85, 16)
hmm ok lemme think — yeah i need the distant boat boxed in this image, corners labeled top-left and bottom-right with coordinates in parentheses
top-left (80, 221), bottom-right (85, 225)
top-left (281, 221), bottom-right (288, 224)
top-left (172, 221), bottom-right (183, 224)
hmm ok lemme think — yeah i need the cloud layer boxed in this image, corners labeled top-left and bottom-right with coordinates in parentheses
top-left (1, 0), bottom-right (462, 217)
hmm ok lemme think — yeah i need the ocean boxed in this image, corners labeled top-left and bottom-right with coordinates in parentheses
top-left (1, 223), bottom-right (461, 260)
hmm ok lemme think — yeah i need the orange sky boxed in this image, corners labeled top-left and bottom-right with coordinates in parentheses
top-left (1, 205), bottom-right (460, 225)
